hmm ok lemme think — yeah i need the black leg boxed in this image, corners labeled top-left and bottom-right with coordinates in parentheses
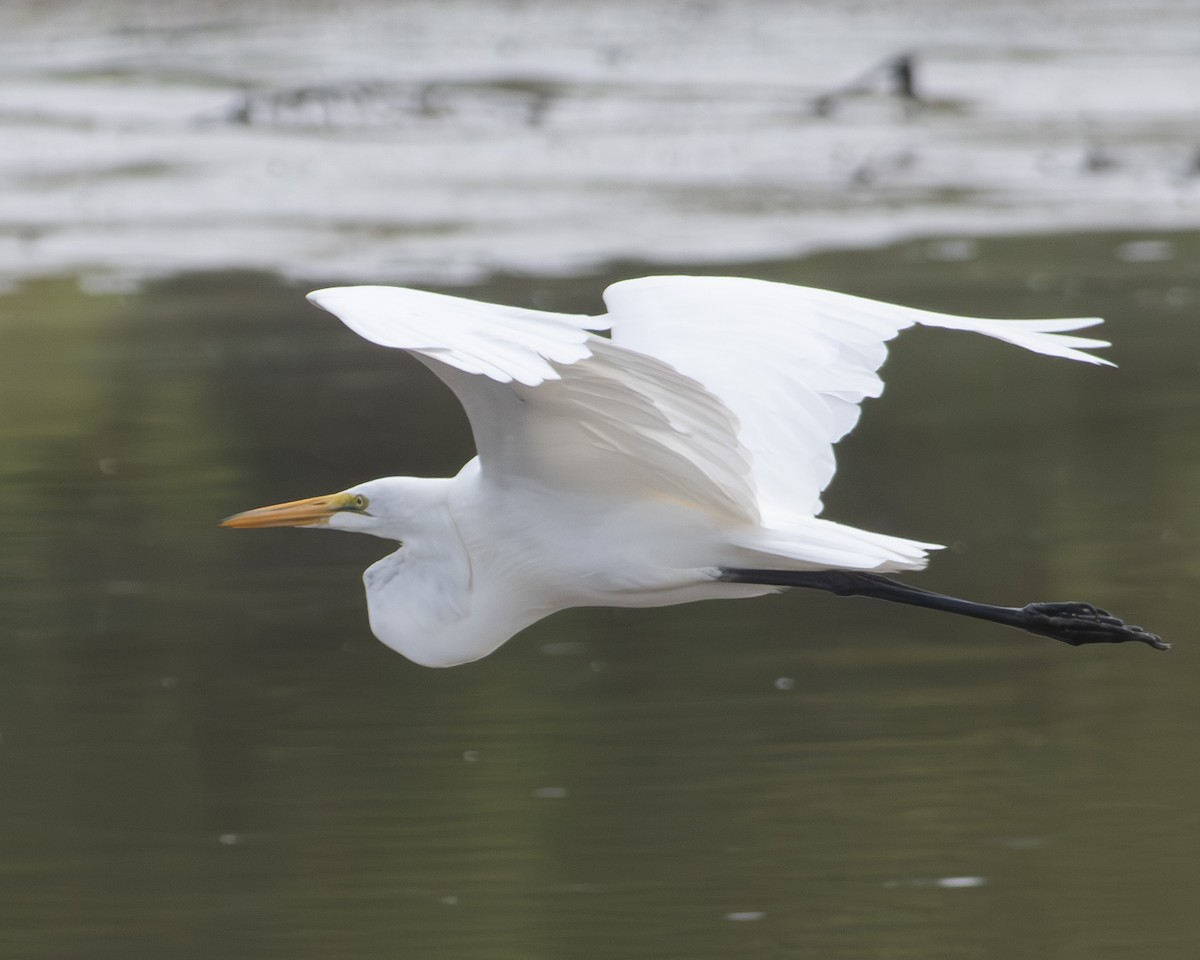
top-left (717, 569), bottom-right (1169, 651)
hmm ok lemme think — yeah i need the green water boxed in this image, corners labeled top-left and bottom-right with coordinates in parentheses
top-left (1, 232), bottom-right (1198, 958)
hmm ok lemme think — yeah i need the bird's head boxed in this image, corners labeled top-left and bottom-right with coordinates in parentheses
top-left (221, 477), bottom-right (448, 542)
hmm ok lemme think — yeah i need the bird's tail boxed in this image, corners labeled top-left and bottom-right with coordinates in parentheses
top-left (727, 515), bottom-right (942, 575)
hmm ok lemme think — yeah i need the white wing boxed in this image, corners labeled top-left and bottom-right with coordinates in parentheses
top-left (307, 285), bottom-right (758, 523)
top-left (604, 276), bottom-right (1112, 523)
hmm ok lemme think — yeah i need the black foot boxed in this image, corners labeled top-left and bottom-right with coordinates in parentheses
top-left (1020, 602), bottom-right (1170, 650)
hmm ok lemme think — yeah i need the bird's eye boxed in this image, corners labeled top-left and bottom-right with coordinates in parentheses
top-left (353, 495), bottom-right (368, 510)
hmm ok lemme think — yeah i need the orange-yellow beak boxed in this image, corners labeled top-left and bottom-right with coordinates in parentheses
top-left (220, 492), bottom-right (358, 529)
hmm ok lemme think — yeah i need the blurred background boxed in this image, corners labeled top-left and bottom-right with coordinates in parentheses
top-left (2, 1), bottom-right (1198, 958)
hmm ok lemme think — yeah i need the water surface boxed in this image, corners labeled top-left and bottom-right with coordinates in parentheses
top-left (3, 0), bottom-right (1200, 285)
top-left (1, 232), bottom-right (1198, 958)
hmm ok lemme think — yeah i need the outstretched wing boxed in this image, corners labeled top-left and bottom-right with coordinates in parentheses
top-left (603, 275), bottom-right (1112, 522)
top-left (307, 285), bottom-right (758, 523)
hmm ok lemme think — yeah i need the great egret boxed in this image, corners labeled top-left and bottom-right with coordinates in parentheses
top-left (222, 276), bottom-right (1166, 666)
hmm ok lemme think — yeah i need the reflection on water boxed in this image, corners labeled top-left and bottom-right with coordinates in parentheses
top-left (2, 233), bottom-right (1199, 958)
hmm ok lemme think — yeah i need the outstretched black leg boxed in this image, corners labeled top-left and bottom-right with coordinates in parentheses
top-left (717, 569), bottom-right (1169, 650)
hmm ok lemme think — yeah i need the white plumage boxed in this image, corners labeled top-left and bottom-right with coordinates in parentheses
top-left (224, 276), bottom-right (1164, 666)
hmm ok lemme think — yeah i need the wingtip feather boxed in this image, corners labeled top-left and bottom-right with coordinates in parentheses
top-left (913, 312), bottom-right (1116, 367)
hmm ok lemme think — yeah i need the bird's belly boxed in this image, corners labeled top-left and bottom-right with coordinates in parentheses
top-left (496, 494), bottom-right (769, 607)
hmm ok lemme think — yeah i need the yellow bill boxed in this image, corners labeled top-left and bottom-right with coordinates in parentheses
top-left (220, 492), bottom-right (359, 529)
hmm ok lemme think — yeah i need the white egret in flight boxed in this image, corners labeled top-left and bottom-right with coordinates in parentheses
top-left (222, 276), bottom-right (1166, 666)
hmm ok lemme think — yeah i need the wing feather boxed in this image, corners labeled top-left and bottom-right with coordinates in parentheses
top-left (604, 275), bottom-right (1111, 521)
top-left (310, 277), bottom-right (1111, 534)
top-left (308, 285), bottom-right (608, 385)
top-left (307, 285), bottom-right (757, 523)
